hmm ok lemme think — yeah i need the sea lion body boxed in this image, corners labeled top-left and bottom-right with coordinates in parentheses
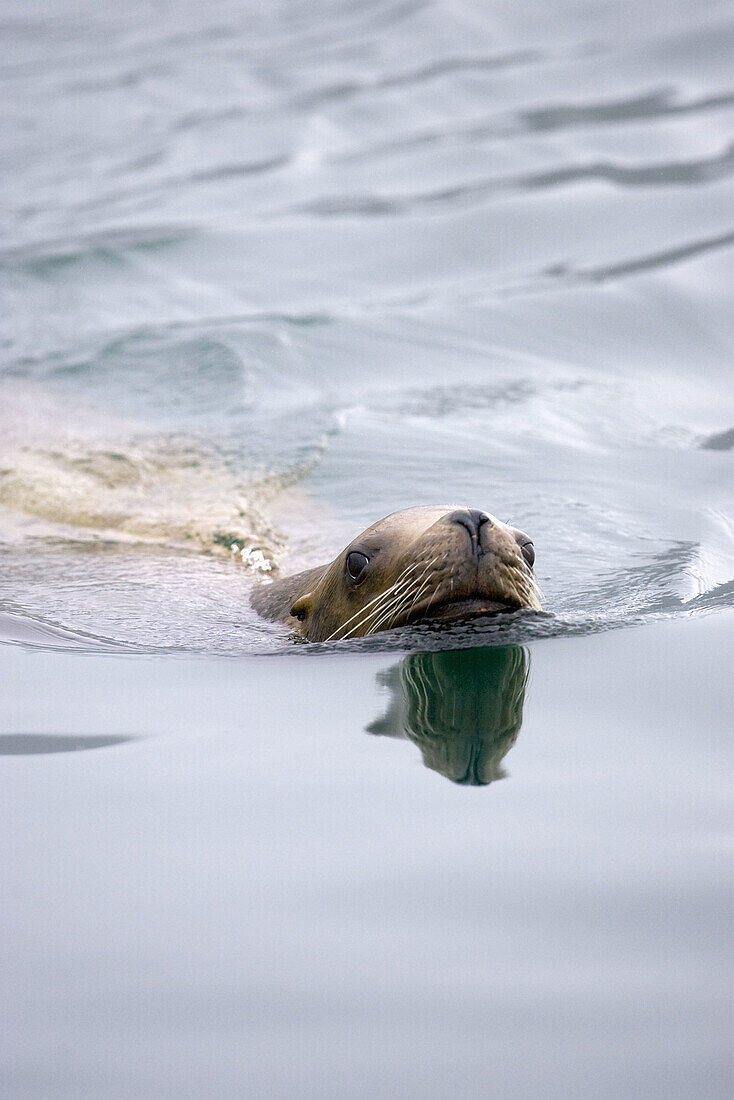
top-left (251, 505), bottom-right (540, 642)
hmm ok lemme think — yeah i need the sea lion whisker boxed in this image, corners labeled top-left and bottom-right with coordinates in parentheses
top-left (421, 575), bottom-right (440, 617)
top-left (359, 566), bottom-right (432, 636)
top-left (403, 568), bottom-right (438, 621)
top-left (520, 582), bottom-right (542, 611)
top-left (399, 578), bottom-right (433, 625)
top-left (403, 557), bottom-right (439, 617)
top-left (367, 592), bottom-right (414, 635)
top-left (366, 565), bottom-right (433, 635)
top-left (326, 587), bottom-right (397, 642)
top-left (335, 563), bottom-right (427, 641)
top-left (325, 565), bottom-right (420, 640)
top-left (518, 568), bottom-right (543, 610)
top-left (338, 589), bottom-right (406, 640)
top-left (329, 587), bottom-right (400, 641)
top-left (380, 558), bottom-right (438, 629)
top-left (369, 577), bottom-right (424, 634)
top-left (374, 558), bottom-right (438, 634)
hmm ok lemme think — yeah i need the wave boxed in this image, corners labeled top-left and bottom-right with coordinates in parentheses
top-left (0, 225), bottom-right (194, 273)
top-left (290, 49), bottom-right (542, 110)
top-left (700, 428), bottom-right (734, 451)
top-left (338, 86), bottom-right (734, 163)
top-left (295, 142), bottom-right (734, 218)
top-left (0, 607), bottom-right (137, 653)
top-left (515, 87), bottom-right (734, 133)
top-left (561, 228), bottom-right (734, 283)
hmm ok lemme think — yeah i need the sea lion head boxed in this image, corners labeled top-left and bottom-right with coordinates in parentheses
top-left (289, 506), bottom-right (540, 642)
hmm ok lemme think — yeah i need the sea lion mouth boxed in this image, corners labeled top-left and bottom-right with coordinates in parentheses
top-left (406, 595), bottom-right (521, 626)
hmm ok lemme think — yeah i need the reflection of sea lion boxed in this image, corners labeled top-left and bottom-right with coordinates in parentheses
top-left (251, 505), bottom-right (539, 642)
top-left (368, 646), bottom-right (529, 785)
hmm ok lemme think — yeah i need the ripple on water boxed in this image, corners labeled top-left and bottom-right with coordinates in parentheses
top-left (0, 0), bottom-right (732, 655)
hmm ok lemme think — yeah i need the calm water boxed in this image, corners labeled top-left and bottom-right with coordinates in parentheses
top-left (1, 0), bottom-right (732, 1094)
top-left (1, 616), bottom-right (732, 1098)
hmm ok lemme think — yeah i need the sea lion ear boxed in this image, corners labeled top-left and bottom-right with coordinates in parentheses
top-left (290, 593), bottom-right (313, 622)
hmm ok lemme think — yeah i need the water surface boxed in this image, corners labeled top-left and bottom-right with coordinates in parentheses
top-left (1, 0), bottom-right (732, 1095)
top-left (0, 0), bottom-right (732, 652)
top-left (1, 614), bottom-right (731, 1097)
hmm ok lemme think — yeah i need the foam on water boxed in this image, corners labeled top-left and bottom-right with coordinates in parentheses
top-left (0, 381), bottom-right (294, 559)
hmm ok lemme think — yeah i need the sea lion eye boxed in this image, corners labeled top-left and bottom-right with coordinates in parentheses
top-left (345, 550), bottom-right (369, 583)
top-left (520, 541), bottom-right (535, 569)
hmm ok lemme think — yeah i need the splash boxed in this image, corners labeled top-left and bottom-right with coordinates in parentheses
top-left (0, 381), bottom-right (290, 567)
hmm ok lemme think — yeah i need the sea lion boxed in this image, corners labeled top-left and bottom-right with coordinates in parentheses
top-left (251, 505), bottom-right (540, 642)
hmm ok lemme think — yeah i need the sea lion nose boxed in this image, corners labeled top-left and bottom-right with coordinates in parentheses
top-left (447, 509), bottom-right (491, 559)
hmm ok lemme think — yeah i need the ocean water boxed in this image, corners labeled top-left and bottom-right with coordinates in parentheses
top-left (1, 0), bottom-right (732, 1095)
top-left (1, 0), bottom-right (732, 653)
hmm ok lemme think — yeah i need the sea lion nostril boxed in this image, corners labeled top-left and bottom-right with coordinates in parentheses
top-left (447, 509), bottom-right (490, 538)
top-left (447, 509), bottom-right (490, 558)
